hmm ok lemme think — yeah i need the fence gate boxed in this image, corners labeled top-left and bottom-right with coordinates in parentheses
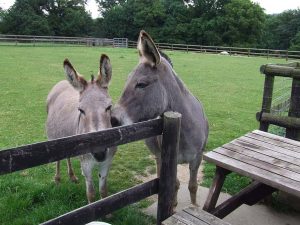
top-left (113, 38), bottom-right (128, 48)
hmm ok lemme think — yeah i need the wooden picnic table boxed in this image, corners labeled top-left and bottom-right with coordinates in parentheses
top-left (202, 130), bottom-right (300, 219)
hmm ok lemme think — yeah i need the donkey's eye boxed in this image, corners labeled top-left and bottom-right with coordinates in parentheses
top-left (78, 108), bottom-right (86, 115)
top-left (135, 82), bottom-right (149, 89)
top-left (105, 105), bottom-right (112, 112)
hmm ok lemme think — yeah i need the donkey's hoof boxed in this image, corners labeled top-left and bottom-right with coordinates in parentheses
top-left (192, 202), bottom-right (199, 207)
top-left (70, 175), bottom-right (79, 183)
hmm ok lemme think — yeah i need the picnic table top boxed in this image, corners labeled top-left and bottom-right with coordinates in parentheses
top-left (204, 130), bottom-right (300, 198)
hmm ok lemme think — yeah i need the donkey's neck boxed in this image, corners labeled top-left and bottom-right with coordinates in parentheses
top-left (165, 70), bottom-right (194, 113)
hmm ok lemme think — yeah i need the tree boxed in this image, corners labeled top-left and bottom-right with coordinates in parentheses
top-left (218, 0), bottom-right (265, 46)
top-left (101, 0), bottom-right (166, 40)
top-left (1, 0), bottom-right (52, 35)
top-left (289, 31), bottom-right (300, 51)
top-left (262, 9), bottom-right (300, 49)
top-left (95, 0), bottom-right (126, 14)
top-left (43, 0), bottom-right (93, 36)
top-left (1, 0), bottom-right (93, 36)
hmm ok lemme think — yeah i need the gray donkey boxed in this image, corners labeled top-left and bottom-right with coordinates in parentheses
top-left (46, 54), bottom-right (116, 203)
top-left (111, 31), bottom-right (209, 206)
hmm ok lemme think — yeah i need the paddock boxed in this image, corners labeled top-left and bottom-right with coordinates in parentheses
top-left (0, 46), bottom-right (295, 225)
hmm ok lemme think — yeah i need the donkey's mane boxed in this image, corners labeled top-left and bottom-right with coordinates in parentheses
top-left (158, 50), bottom-right (189, 96)
top-left (159, 50), bottom-right (173, 68)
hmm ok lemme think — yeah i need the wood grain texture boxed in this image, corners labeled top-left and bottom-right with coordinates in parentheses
top-left (185, 207), bottom-right (231, 225)
top-left (203, 167), bottom-right (230, 211)
top-left (0, 118), bottom-right (163, 175)
top-left (239, 135), bottom-right (300, 157)
top-left (220, 142), bottom-right (300, 174)
top-left (214, 147), bottom-right (300, 182)
top-left (41, 178), bottom-right (159, 225)
top-left (204, 151), bottom-right (300, 197)
top-left (157, 112), bottom-right (181, 225)
top-left (163, 206), bottom-right (232, 225)
top-left (253, 130), bottom-right (300, 149)
top-left (210, 181), bottom-right (276, 219)
top-left (227, 139), bottom-right (300, 165)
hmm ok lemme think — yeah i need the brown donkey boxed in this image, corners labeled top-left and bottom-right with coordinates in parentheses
top-left (46, 55), bottom-right (116, 203)
top-left (111, 31), bottom-right (209, 206)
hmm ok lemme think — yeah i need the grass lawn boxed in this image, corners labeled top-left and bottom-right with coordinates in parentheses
top-left (0, 46), bottom-right (287, 225)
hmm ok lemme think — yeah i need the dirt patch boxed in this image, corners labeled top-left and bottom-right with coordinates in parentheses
top-left (136, 157), bottom-right (204, 185)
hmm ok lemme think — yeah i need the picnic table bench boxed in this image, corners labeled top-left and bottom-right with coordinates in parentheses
top-left (162, 206), bottom-right (231, 225)
top-left (202, 130), bottom-right (300, 218)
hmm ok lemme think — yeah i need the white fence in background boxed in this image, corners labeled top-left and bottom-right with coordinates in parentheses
top-left (113, 38), bottom-right (128, 48)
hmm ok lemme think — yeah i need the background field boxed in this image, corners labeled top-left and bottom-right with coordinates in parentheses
top-left (0, 46), bottom-right (286, 225)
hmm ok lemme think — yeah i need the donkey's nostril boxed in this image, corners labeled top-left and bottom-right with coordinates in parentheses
top-left (111, 116), bottom-right (121, 127)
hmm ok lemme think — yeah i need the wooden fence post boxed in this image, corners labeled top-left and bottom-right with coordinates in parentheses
top-left (286, 77), bottom-right (300, 140)
top-left (157, 111), bottom-right (181, 225)
top-left (258, 70), bottom-right (275, 132)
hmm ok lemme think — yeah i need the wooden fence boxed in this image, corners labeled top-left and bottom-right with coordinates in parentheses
top-left (0, 112), bottom-right (182, 225)
top-left (257, 62), bottom-right (300, 139)
top-left (128, 41), bottom-right (300, 60)
top-left (1, 34), bottom-right (299, 59)
top-left (0, 34), bottom-right (114, 47)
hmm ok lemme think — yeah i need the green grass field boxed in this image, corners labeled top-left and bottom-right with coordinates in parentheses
top-left (0, 46), bottom-right (286, 225)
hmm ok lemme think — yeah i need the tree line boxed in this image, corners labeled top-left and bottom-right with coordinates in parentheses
top-left (0, 0), bottom-right (299, 50)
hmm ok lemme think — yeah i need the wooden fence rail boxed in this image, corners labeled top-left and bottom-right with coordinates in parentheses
top-left (0, 118), bottom-right (163, 175)
top-left (1, 34), bottom-right (299, 59)
top-left (0, 112), bottom-right (182, 225)
top-left (258, 62), bottom-right (300, 140)
top-left (0, 34), bottom-right (114, 47)
top-left (128, 41), bottom-right (300, 60)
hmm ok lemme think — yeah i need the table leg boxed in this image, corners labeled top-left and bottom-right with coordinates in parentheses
top-left (211, 181), bottom-right (277, 219)
top-left (203, 166), bottom-right (230, 212)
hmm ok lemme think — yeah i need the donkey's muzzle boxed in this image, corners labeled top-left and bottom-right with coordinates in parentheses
top-left (111, 116), bottom-right (121, 127)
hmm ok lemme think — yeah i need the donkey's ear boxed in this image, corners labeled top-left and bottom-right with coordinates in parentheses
top-left (138, 30), bottom-right (161, 67)
top-left (97, 54), bottom-right (112, 88)
top-left (63, 59), bottom-right (87, 92)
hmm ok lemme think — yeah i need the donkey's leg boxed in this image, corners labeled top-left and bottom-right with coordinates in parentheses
top-left (80, 157), bottom-right (95, 203)
top-left (173, 177), bottom-right (180, 208)
top-left (99, 147), bottom-right (116, 199)
top-left (189, 154), bottom-right (202, 206)
top-left (54, 161), bottom-right (61, 184)
top-left (67, 158), bottom-right (78, 183)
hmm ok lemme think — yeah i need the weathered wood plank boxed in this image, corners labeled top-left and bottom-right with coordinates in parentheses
top-left (203, 167), bottom-right (230, 211)
top-left (257, 112), bottom-right (300, 130)
top-left (220, 142), bottom-right (300, 174)
top-left (240, 135), bottom-right (300, 157)
top-left (162, 216), bottom-right (187, 225)
top-left (253, 130), bottom-right (300, 149)
top-left (157, 112), bottom-right (181, 225)
top-left (185, 207), bottom-right (231, 225)
top-left (247, 132), bottom-right (300, 153)
top-left (203, 151), bottom-right (300, 197)
top-left (260, 64), bottom-right (300, 78)
top-left (215, 147), bottom-right (300, 182)
top-left (227, 139), bottom-right (300, 166)
top-left (210, 181), bottom-right (276, 219)
top-left (286, 77), bottom-right (300, 140)
top-left (41, 178), bottom-right (159, 225)
top-left (0, 118), bottom-right (163, 175)
top-left (173, 211), bottom-right (207, 225)
top-left (259, 75), bottom-right (274, 131)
